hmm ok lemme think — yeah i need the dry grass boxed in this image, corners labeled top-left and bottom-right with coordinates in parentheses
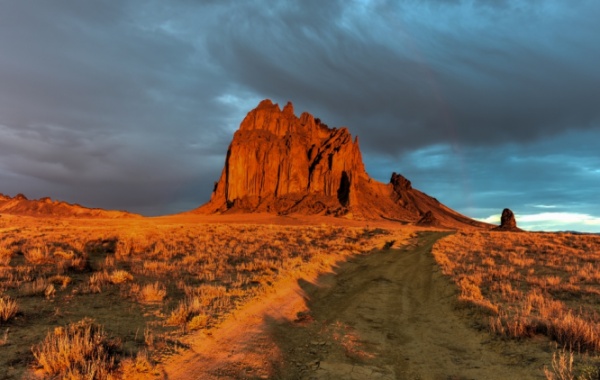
top-left (0, 213), bottom-right (409, 378)
top-left (544, 349), bottom-right (575, 380)
top-left (0, 296), bottom-right (18, 323)
top-left (136, 282), bottom-right (167, 303)
top-left (32, 318), bottom-right (120, 379)
top-left (433, 231), bottom-right (600, 378)
top-left (109, 269), bottom-right (134, 284)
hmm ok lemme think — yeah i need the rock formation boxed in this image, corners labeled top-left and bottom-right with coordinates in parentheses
top-left (0, 193), bottom-right (139, 218)
top-left (200, 99), bottom-right (366, 216)
top-left (194, 99), bottom-right (490, 229)
top-left (494, 208), bottom-right (522, 231)
top-left (417, 211), bottom-right (439, 226)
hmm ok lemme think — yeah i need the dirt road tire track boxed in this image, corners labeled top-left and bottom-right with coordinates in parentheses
top-left (165, 232), bottom-right (550, 379)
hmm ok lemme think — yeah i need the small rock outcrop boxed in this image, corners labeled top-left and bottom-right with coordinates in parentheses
top-left (494, 208), bottom-right (522, 231)
top-left (194, 99), bottom-right (492, 229)
top-left (417, 211), bottom-right (439, 226)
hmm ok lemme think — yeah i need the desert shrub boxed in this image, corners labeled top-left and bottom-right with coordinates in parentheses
top-left (0, 296), bottom-right (19, 323)
top-left (103, 255), bottom-right (116, 270)
top-left (540, 348), bottom-right (599, 380)
top-left (137, 282), bottom-right (167, 303)
top-left (44, 283), bottom-right (56, 298)
top-left (0, 246), bottom-right (13, 265)
top-left (115, 239), bottom-right (133, 259)
top-left (109, 270), bottom-right (133, 284)
top-left (21, 277), bottom-right (50, 297)
top-left (49, 275), bottom-right (72, 289)
top-left (85, 238), bottom-right (118, 255)
top-left (166, 302), bottom-right (190, 327)
top-left (53, 249), bottom-right (75, 260)
top-left (544, 349), bottom-right (575, 380)
top-left (67, 253), bottom-right (90, 272)
top-left (32, 318), bottom-right (121, 379)
top-left (89, 271), bottom-right (111, 293)
top-left (119, 350), bottom-right (157, 379)
top-left (24, 246), bottom-right (53, 264)
top-left (55, 249), bottom-right (89, 273)
top-left (188, 314), bottom-right (209, 330)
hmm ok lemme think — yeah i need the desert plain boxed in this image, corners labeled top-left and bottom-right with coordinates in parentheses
top-left (1, 211), bottom-right (600, 379)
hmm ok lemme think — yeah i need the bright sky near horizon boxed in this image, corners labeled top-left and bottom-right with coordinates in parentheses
top-left (0, 1), bottom-right (599, 232)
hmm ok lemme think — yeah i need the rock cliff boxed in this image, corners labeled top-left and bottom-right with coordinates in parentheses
top-left (195, 99), bottom-right (489, 229)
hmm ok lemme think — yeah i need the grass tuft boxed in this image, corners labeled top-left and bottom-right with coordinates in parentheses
top-left (137, 282), bottom-right (167, 303)
top-left (32, 318), bottom-right (121, 379)
top-left (0, 296), bottom-right (19, 323)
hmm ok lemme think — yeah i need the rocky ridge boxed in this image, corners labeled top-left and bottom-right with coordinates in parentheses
top-left (195, 99), bottom-right (490, 229)
top-left (0, 193), bottom-right (139, 218)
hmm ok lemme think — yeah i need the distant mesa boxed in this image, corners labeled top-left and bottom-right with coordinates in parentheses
top-left (0, 193), bottom-right (139, 219)
top-left (494, 208), bottom-right (522, 232)
top-left (193, 99), bottom-right (490, 229)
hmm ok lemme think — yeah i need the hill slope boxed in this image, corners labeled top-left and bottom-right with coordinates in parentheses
top-left (0, 193), bottom-right (139, 218)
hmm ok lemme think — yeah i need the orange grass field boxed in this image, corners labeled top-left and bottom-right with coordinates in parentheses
top-left (0, 213), bottom-right (411, 379)
top-left (433, 230), bottom-right (600, 379)
top-left (3, 212), bottom-right (600, 379)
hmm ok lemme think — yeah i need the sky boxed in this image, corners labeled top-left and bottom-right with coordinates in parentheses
top-left (0, 0), bottom-right (599, 232)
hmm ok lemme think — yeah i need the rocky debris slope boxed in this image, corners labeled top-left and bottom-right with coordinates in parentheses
top-left (194, 99), bottom-right (490, 229)
top-left (0, 193), bottom-right (139, 218)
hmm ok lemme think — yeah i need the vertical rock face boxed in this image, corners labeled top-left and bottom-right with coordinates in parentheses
top-left (195, 99), bottom-right (492, 228)
top-left (203, 99), bottom-right (367, 214)
top-left (500, 209), bottom-right (517, 228)
top-left (495, 208), bottom-right (521, 231)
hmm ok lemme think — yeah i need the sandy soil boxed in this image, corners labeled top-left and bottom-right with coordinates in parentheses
top-left (163, 232), bottom-right (551, 379)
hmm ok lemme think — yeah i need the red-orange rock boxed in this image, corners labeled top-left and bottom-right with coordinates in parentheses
top-left (195, 99), bottom-right (491, 229)
top-left (203, 99), bottom-right (366, 215)
top-left (0, 193), bottom-right (139, 218)
top-left (494, 208), bottom-right (522, 231)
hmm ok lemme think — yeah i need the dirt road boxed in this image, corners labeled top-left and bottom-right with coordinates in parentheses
top-left (164, 232), bottom-right (550, 379)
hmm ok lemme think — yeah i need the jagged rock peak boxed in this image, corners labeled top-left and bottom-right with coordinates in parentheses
top-left (257, 98), bottom-right (275, 108)
top-left (282, 101), bottom-right (294, 116)
top-left (238, 99), bottom-right (334, 139)
top-left (390, 172), bottom-right (412, 191)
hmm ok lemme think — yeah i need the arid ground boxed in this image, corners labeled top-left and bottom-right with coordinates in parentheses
top-left (164, 231), bottom-right (554, 380)
top-left (1, 214), bottom-right (600, 379)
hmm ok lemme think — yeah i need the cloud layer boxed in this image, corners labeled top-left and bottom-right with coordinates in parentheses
top-left (0, 1), bottom-right (598, 230)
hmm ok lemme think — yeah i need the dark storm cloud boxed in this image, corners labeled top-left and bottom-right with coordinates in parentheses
top-left (0, 1), bottom-right (234, 213)
top-left (371, 128), bottom-right (600, 231)
top-left (205, 0), bottom-right (600, 155)
top-left (0, 0), bottom-right (598, 229)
